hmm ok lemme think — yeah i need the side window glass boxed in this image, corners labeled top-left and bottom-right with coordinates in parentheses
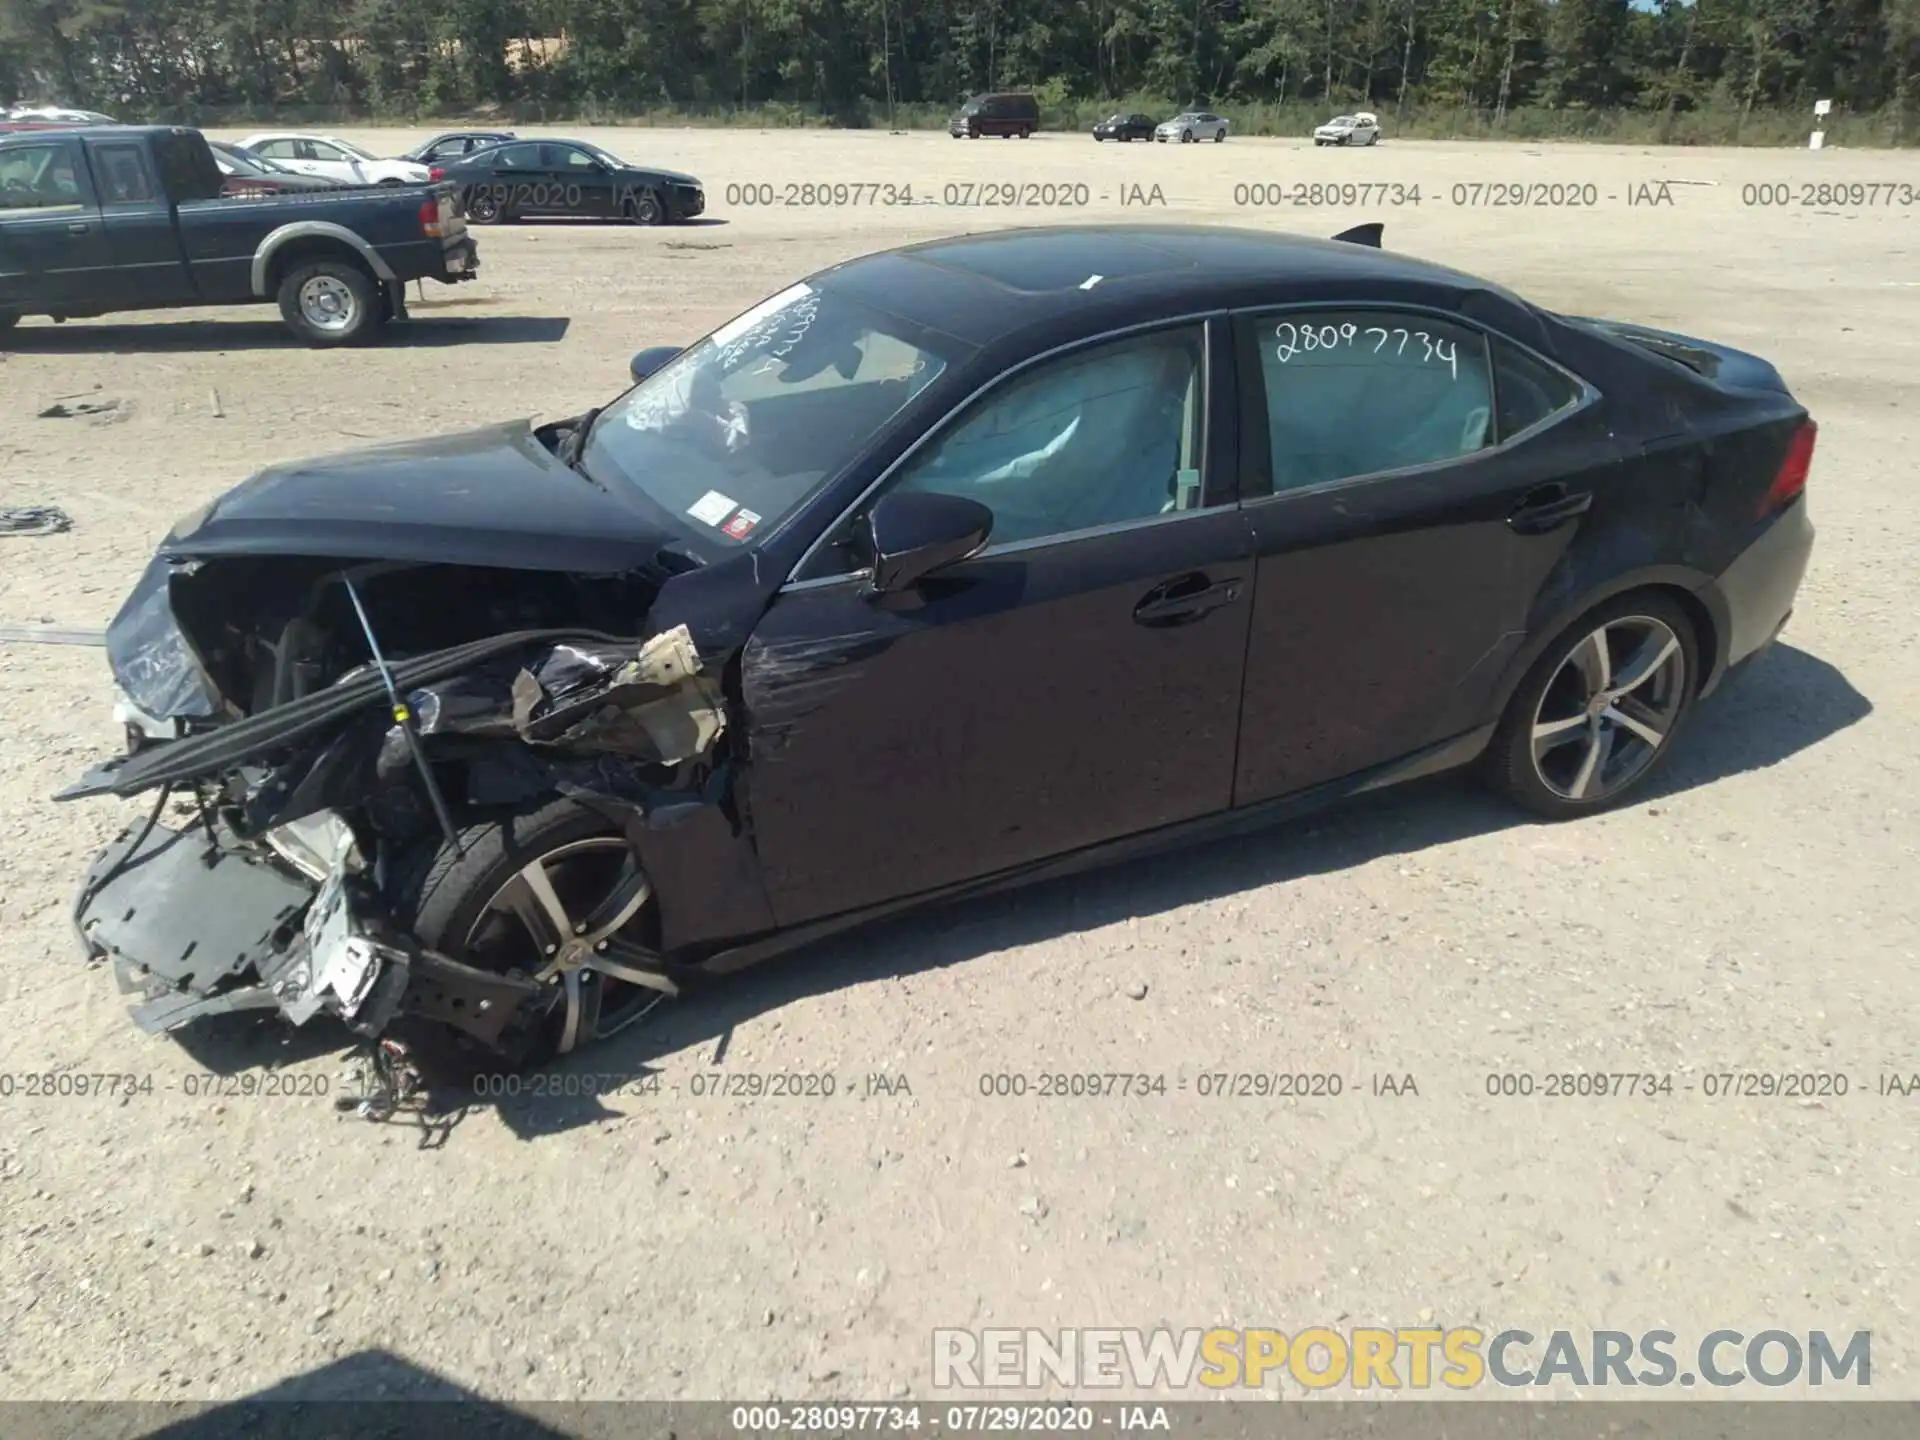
top-left (1255, 310), bottom-right (1494, 493)
top-left (94, 143), bottom-right (156, 203)
top-left (563, 148), bottom-right (599, 169)
top-left (256, 140), bottom-right (294, 160)
top-left (887, 327), bottom-right (1206, 549)
top-left (1492, 336), bottom-right (1582, 441)
top-left (308, 141), bottom-right (346, 162)
top-left (0, 144), bottom-right (83, 208)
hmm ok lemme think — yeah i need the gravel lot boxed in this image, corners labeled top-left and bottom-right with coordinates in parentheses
top-left (0, 128), bottom-right (1914, 1405)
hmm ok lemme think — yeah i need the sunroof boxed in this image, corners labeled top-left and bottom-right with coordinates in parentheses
top-left (911, 231), bottom-right (1198, 294)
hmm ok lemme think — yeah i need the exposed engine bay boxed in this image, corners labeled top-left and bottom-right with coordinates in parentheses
top-left (63, 532), bottom-right (735, 1067)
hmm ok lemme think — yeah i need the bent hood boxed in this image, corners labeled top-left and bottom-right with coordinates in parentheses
top-left (164, 419), bottom-right (677, 573)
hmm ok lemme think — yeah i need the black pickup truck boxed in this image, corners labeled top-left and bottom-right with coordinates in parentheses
top-left (0, 125), bottom-right (478, 345)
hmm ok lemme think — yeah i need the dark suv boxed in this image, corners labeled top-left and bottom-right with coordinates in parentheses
top-left (949, 92), bottom-right (1040, 139)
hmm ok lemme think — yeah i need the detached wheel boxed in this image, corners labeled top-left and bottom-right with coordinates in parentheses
top-left (1483, 594), bottom-right (1700, 819)
top-left (625, 189), bottom-right (664, 225)
top-left (276, 259), bottom-right (380, 346)
top-left (389, 797), bottom-right (666, 1070)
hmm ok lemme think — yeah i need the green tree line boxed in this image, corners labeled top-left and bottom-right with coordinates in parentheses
top-left (5, 0), bottom-right (1919, 143)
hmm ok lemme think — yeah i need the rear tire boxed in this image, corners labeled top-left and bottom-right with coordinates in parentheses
top-left (465, 190), bottom-right (505, 224)
top-left (386, 797), bottom-right (665, 1071)
top-left (1481, 592), bottom-right (1701, 820)
top-left (276, 259), bottom-right (380, 347)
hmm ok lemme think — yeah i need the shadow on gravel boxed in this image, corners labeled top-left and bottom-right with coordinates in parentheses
top-left (124, 1349), bottom-right (572, 1439)
top-left (159, 643), bottom-right (1870, 1143)
top-left (1, 315), bottom-right (571, 352)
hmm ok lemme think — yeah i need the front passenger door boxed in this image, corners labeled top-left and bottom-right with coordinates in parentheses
top-left (0, 138), bottom-right (109, 308)
top-left (742, 321), bottom-right (1256, 925)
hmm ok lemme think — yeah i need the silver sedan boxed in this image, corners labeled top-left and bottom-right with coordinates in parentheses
top-left (1154, 111), bottom-right (1229, 143)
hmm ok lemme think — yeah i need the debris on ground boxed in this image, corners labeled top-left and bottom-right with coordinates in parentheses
top-left (36, 398), bottom-right (126, 422)
top-left (0, 506), bottom-right (71, 536)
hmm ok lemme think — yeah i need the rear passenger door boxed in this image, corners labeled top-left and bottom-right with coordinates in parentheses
top-left (86, 139), bottom-right (193, 307)
top-left (0, 137), bottom-right (110, 309)
top-left (1229, 305), bottom-right (1597, 805)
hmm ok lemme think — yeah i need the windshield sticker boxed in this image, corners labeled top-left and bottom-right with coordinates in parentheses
top-left (722, 508), bottom-right (762, 540)
top-left (688, 490), bottom-right (737, 526)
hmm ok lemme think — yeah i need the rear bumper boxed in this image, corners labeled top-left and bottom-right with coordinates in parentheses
top-left (1715, 497), bottom-right (1814, 670)
top-left (438, 235), bottom-right (479, 282)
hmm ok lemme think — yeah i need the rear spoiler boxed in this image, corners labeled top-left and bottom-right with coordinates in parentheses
top-left (1331, 223), bottom-right (1382, 248)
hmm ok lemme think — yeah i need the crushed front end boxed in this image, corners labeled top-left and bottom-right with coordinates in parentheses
top-left (62, 534), bottom-right (739, 1061)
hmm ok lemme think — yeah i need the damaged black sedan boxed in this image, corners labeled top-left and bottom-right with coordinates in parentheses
top-left (61, 223), bottom-right (1816, 1070)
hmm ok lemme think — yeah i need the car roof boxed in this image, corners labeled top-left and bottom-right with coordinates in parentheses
top-left (817, 224), bottom-right (1542, 352)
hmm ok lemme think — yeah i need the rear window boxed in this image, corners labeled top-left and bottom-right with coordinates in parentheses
top-left (1492, 338), bottom-right (1584, 441)
top-left (93, 142), bottom-right (157, 203)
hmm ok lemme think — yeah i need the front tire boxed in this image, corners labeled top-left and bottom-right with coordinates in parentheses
top-left (626, 188), bottom-right (665, 224)
top-left (1181, 129), bottom-right (1195, 143)
top-left (276, 259), bottom-right (381, 347)
top-left (387, 797), bottom-right (666, 1070)
top-left (1482, 593), bottom-right (1701, 819)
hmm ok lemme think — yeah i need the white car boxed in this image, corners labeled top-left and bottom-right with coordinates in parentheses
top-left (1314, 112), bottom-right (1381, 146)
top-left (1154, 111), bottom-right (1229, 144)
top-left (235, 133), bottom-right (430, 186)
top-left (7, 105), bottom-right (118, 124)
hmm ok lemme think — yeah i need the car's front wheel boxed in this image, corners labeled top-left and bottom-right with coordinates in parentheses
top-left (1482, 593), bottom-right (1701, 819)
top-left (1181, 129), bottom-right (1195, 143)
top-left (387, 797), bottom-right (668, 1070)
top-left (276, 259), bottom-right (381, 346)
top-left (625, 189), bottom-right (665, 224)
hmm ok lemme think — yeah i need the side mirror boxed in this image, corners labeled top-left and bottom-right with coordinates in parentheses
top-left (629, 345), bottom-right (682, 384)
top-left (865, 491), bottom-right (993, 594)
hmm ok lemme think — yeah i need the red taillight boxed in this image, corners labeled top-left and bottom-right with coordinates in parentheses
top-left (1761, 418), bottom-right (1816, 516)
top-left (429, 165), bottom-right (444, 181)
top-left (418, 197), bottom-right (443, 237)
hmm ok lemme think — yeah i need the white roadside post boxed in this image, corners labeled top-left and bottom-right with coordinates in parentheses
top-left (1810, 97), bottom-right (1831, 149)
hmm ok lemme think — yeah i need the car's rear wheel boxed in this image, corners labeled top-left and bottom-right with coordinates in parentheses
top-left (1483, 593), bottom-right (1700, 819)
top-left (466, 190), bottom-right (505, 224)
top-left (1017, 125), bottom-right (1032, 138)
top-left (276, 259), bottom-right (381, 347)
top-left (625, 189), bottom-right (665, 225)
top-left (388, 797), bottom-right (668, 1070)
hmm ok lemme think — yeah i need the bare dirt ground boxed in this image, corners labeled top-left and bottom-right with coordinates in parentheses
top-left (0, 129), bottom-right (1915, 1406)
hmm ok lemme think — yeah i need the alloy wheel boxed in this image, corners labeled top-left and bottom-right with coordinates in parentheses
top-left (1529, 615), bottom-right (1688, 803)
top-left (462, 837), bottom-right (666, 1055)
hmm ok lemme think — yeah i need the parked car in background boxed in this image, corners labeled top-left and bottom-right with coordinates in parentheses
top-left (235, 132), bottom-right (431, 186)
top-left (1314, 111), bottom-right (1381, 146)
top-left (949, 92), bottom-right (1040, 139)
top-left (0, 126), bottom-right (477, 344)
top-left (1092, 113), bottom-right (1156, 142)
top-left (399, 130), bottom-right (516, 165)
top-left (1156, 111), bottom-right (1229, 143)
top-left (209, 139), bottom-right (345, 196)
top-left (438, 138), bottom-right (705, 225)
top-left (6, 105), bottom-right (118, 124)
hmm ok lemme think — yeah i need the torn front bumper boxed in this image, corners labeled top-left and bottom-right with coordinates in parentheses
top-left (72, 819), bottom-right (539, 1047)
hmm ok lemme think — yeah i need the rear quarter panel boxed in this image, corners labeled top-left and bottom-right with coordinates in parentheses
top-left (1495, 315), bottom-right (1808, 701)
